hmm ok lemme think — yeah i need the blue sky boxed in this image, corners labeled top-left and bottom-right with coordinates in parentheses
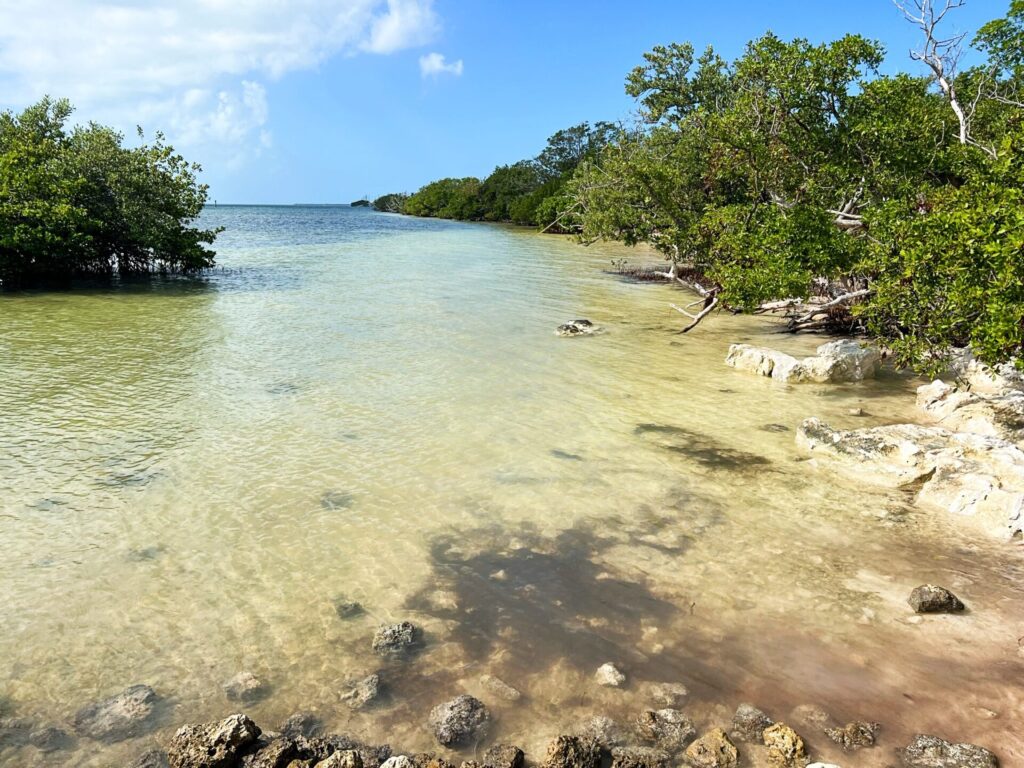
top-left (0, 1), bottom-right (1004, 203)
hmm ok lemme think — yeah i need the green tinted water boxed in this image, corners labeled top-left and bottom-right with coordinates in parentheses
top-left (1, 207), bottom-right (1021, 766)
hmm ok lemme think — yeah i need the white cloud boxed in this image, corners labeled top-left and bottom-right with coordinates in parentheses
top-left (419, 52), bottom-right (463, 78)
top-left (0, 0), bottom-right (440, 160)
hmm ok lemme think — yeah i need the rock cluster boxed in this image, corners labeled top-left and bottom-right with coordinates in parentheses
top-left (726, 340), bottom-right (881, 383)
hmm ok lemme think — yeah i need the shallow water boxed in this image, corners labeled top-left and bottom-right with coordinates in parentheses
top-left (1, 206), bottom-right (1022, 766)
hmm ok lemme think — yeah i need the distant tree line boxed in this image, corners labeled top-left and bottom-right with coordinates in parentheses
top-left (372, 121), bottom-right (616, 232)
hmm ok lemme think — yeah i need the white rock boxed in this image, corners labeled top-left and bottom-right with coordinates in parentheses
top-left (949, 348), bottom-right (1024, 395)
top-left (797, 418), bottom-right (1024, 539)
top-left (380, 757), bottom-right (416, 768)
top-left (725, 340), bottom-right (880, 383)
top-left (595, 663), bottom-right (626, 687)
top-left (918, 379), bottom-right (1024, 447)
top-left (807, 764), bottom-right (842, 768)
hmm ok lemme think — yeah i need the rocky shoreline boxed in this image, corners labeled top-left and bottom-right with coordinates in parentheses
top-left (725, 340), bottom-right (1024, 540)
top-left (1, 592), bottom-right (999, 768)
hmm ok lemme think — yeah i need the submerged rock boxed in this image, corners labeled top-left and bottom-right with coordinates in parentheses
top-left (334, 597), bottom-right (365, 619)
top-left (648, 682), bottom-right (689, 708)
top-left (762, 723), bottom-right (807, 768)
top-left (479, 675), bottom-right (521, 702)
top-left (684, 728), bottom-right (739, 768)
top-left (224, 671), bottom-right (268, 703)
top-left (726, 340), bottom-right (881, 383)
top-left (72, 684), bottom-right (160, 742)
top-left (634, 709), bottom-right (696, 752)
top-left (909, 585), bottom-right (966, 614)
top-left (380, 758), bottom-right (415, 768)
top-left (280, 712), bottom-right (322, 740)
top-left (130, 751), bottom-right (170, 768)
top-left (825, 720), bottom-right (879, 750)
top-left (27, 725), bottom-right (72, 752)
top-left (372, 622), bottom-right (422, 657)
top-left (595, 663), bottom-right (626, 688)
top-left (901, 734), bottom-right (999, 768)
top-left (796, 417), bottom-right (1024, 538)
top-left (542, 735), bottom-right (603, 768)
top-left (168, 714), bottom-right (261, 768)
top-left (556, 319), bottom-right (601, 337)
top-left (730, 703), bottom-right (774, 743)
top-left (341, 674), bottom-right (382, 711)
top-left (428, 695), bottom-right (489, 747)
top-left (576, 715), bottom-right (625, 749)
top-left (482, 744), bottom-right (525, 768)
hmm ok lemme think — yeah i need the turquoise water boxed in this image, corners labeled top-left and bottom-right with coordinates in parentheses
top-left (0, 206), bottom-right (1021, 766)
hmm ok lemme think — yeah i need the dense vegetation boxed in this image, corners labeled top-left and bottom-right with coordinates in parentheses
top-left (380, 0), bottom-right (1024, 372)
top-left (0, 97), bottom-right (217, 288)
top-left (372, 121), bottom-right (616, 231)
top-left (569, 0), bottom-right (1024, 371)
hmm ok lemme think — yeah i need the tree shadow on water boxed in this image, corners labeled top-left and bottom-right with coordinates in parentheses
top-left (405, 522), bottom-right (685, 675)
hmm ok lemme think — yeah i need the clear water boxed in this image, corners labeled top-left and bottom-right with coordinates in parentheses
top-left (1, 206), bottom-right (1021, 766)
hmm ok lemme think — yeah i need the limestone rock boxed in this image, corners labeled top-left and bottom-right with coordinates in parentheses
top-left (948, 349), bottom-right (1024, 396)
top-left (380, 758), bottom-right (415, 768)
top-left (479, 675), bottom-right (521, 702)
top-left (825, 721), bottom-right (879, 750)
top-left (909, 585), bottom-right (966, 614)
top-left (373, 622), bottom-right (422, 657)
top-left (634, 709), bottom-right (696, 753)
top-left (242, 738), bottom-right (300, 768)
top-left (427, 695), bottom-right (489, 747)
top-left (72, 684), bottom-right (160, 742)
top-left (648, 682), bottom-right (689, 708)
top-left (319, 752), bottom-right (365, 768)
top-left (576, 715), bottom-right (625, 749)
top-left (280, 712), bottom-right (322, 740)
top-left (341, 674), bottom-right (382, 710)
top-left (901, 734), bottom-right (999, 767)
top-left (542, 735), bottom-right (603, 768)
top-left (224, 672), bottom-right (267, 703)
top-left (168, 714), bottom-right (261, 768)
top-left (917, 380), bottom-right (1024, 446)
top-left (684, 728), bottom-right (739, 768)
top-left (130, 751), bottom-right (170, 768)
top-left (610, 746), bottom-right (670, 768)
top-left (27, 725), bottom-right (72, 753)
top-left (762, 723), bottom-right (807, 768)
top-left (482, 744), bottom-right (525, 768)
top-left (796, 418), bottom-right (1024, 538)
top-left (726, 340), bottom-right (880, 384)
top-left (556, 320), bottom-right (601, 337)
top-left (731, 703), bottom-right (774, 743)
top-left (595, 663), bottom-right (626, 688)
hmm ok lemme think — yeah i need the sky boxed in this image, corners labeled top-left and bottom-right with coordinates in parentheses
top-left (0, 0), bottom-right (1005, 204)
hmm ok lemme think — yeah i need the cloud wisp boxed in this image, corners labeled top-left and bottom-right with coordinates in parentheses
top-left (419, 52), bottom-right (464, 78)
top-left (0, 0), bottom-right (443, 160)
